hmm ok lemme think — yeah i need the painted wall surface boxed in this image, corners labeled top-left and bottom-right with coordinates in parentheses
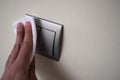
top-left (0, 0), bottom-right (120, 80)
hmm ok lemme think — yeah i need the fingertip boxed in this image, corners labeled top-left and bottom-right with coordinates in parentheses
top-left (25, 21), bottom-right (32, 34)
top-left (24, 21), bottom-right (33, 39)
top-left (17, 22), bottom-right (24, 32)
top-left (17, 22), bottom-right (24, 28)
top-left (25, 21), bottom-right (31, 27)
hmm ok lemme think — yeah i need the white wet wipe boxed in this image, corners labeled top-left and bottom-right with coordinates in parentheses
top-left (13, 15), bottom-right (37, 63)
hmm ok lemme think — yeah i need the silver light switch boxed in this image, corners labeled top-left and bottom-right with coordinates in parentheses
top-left (27, 14), bottom-right (63, 61)
top-left (37, 28), bottom-right (55, 57)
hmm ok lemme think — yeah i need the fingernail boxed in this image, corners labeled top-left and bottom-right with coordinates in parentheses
top-left (17, 22), bottom-right (23, 30)
top-left (25, 21), bottom-right (31, 27)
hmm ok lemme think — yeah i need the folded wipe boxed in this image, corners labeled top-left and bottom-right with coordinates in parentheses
top-left (13, 15), bottom-right (37, 62)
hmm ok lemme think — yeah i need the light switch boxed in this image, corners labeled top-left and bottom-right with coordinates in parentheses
top-left (26, 14), bottom-right (63, 61)
top-left (36, 28), bottom-right (55, 57)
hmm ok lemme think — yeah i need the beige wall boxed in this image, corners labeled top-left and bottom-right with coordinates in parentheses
top-left (0, 0), bottom-right (120, 80)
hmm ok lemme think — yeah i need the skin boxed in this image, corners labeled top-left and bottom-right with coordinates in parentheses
top-left (1, 22), bottom-right (37, 80)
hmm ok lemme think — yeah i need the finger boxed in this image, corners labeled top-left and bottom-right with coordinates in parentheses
top-left (29, 56), bottom-right (37, 80)
top-left (16, 22), bottom-right (33, 66)
top-left (6, 23), bottom-right (24, 67)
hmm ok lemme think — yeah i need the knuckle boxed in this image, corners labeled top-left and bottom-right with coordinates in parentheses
top-left (14, 59), bottom-right (28, 71)
top-left (22, 40), bottom-right (31, 48)
top-left (17, 32), bottom-right (21, 37)
top-left (25, 28), bottom-right (32, 35)
top-left (25, 29), bottom-right (32, 37)
top-left (16, 37), bottom-right (23, 44)
top-left (14, 43), bottom-right (21, 48)
top-left (17, 31), bottom-right (23, 38)
top-left (25, 30), bottom-right (29, 34)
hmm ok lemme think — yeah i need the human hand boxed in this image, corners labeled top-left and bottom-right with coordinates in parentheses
top-left (1, 22), bottom-right (37, 80)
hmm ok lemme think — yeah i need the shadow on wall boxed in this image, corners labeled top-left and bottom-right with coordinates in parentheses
top-left (35, 54), bottom-right (74, 80)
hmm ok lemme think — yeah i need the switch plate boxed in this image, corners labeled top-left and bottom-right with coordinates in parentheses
top-left (27, 14), bottom-right (63, 61)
